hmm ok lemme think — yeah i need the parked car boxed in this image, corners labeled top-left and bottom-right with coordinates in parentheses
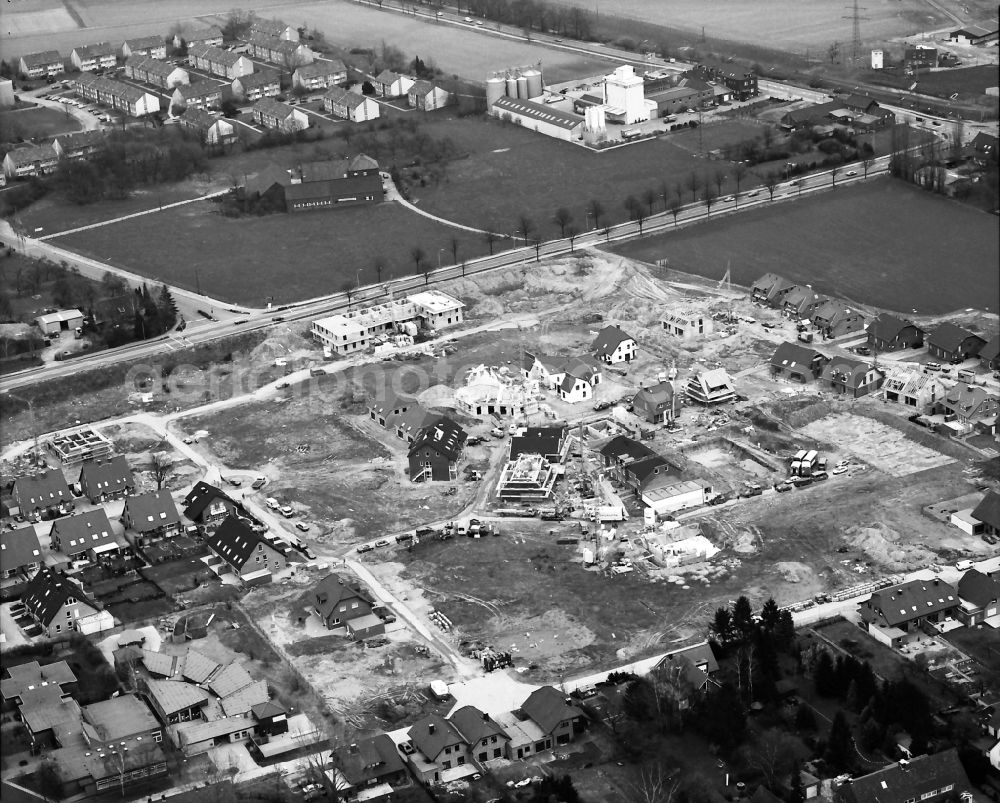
top-left (279, 505), bottom-right (295, 518)
top-left (310, 367), bottom-right (326, 377)
top-left (593, 400), bottom-right (612, 411)
top-left (226, 477), bottom-right (242, 487)
top-left (276, 382), bottom-right (290, 389)
top-left (925, 361), bottom-right (942, 371)
top-left (356, 543), bottom-right (374, 553)
top-left (467, 436), bottom-right (484, 446)
top-left (251, 477), bottom-right (267, 490)
top-left (295, 521), bottom-right (310, 532)
top-left (374, 539), bottom-right (391, 548)
top-left (845, 170), bottom-right (857, 176)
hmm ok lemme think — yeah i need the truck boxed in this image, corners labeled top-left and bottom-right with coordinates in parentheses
top-left (621, 128), bottom-right (643, 141)
top-left (791, 450), bottom-right (818, 477)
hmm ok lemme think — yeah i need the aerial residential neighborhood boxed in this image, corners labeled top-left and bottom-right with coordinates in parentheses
top-left (0, 0), bottom-right (997, 800)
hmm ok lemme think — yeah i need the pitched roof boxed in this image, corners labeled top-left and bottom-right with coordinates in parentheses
top-left (123, 35), bottom-right (165, 50)
top-left (389, 405), bottom-right (441, 437)
top-left (78, 456), bottom-right (133, 497)
top-left (927, 321), bottom-right (984, 353)
top-left (558, 355), bottom-right (602, 381)
top-left (183, 481), bottom-right (233, 520)
top-left (4, 145), bottom-right (59, 167)
top-left (940, 384), bottom-right (998, 417)
top-left (313, 573), bottom-right (370, 621)
top-left (509, 426), bottom-right (567, 460)
top-left (957, 568), bottom-right (1000, 609)
top-left (252, 97), bottom-right (298, 120)
top-left (182, 26), bottom-right (224, 42)
top-left (591, 325), bottom-right (635, 357)
top-left (334, 734), bottom-right (405, 786)
top-left (243, 164), bottom-right (292, 195)
top-left (145, 679), bottom-right (210, 716)
top-left (867, 313), bottom-right (923, 343)
top-left (220, 679), bottom-right (269, 716)
top-left (180, 649), bottom-right (220, 684)
top-left (626, 455), bottom-right (674, 484)
top-left (821, 358), bottom-right (878, 389)
top-left (492, 95), bottom-right (584, 131)
top-left (634, 380), bottom-right (675, 409)
top-left (770, 341), bottom-right (826, 372)
top-left (449, 705), bottom-right (509, 744)
top-left (295, 59), bottom-right (347, 79)
top-left (188, 44), bottom-right (246, 67)
top-left (124, 489), bottom-right (181, 532)
top-left (249, 17), bottom-right (294, 37)
top-left (208, 661), bottom-right (255, 698)
top-left (861, 578), bottom-right (958, 628)
top-left (750, 272), bottom-right (786, 293)
top-left (836, 748), bottom-right (971, 803)
top-left (521, 685), bottom-right (583, 735)
top-left (347, 153), bottom-right (379, 172)
top-left (599, 435), bottom-right (658, 462)
top-left (374, 69), bottom-right (405, 84)
top-left (205, 516), bottom-right (274, 570)
top-left (408, 79), bottom-right (436, 96)
top-left (234, 70), bottom-right (280, 88)
top-left (250, 700), bottom-right (287, 720)
top-left (408, 418), bottom-right (467, 461)
top-left (980, 334), bottom-right (1000, 363)
top-left (973, 490), bottom-right (1000, 531)
top-left (51, 508), bottom-right (118, 554)
top-left (125, 54), bottom-right (180, 79)
top-left (20, 50), bottom-right (62, 68)
top-left (53, 129), bottom-right (106, 150)
top-left (323, 86), bottom-right (369, 109)
top-left (408, 713), bottom-right (466, 760)
top-left (73, 42), bottom-right (117, 59)
top-left (140, 649), bottom-right (177, 677)
top-left (174, 82), bottom-right (224, 100)
top-left (370, 391), bottom-right (414, 417)
top-left (0, 525), bottom-right (43, 571)
top-left (21, 567), bottom-right (98, 627)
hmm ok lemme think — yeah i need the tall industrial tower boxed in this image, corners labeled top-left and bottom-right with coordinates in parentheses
top-left (844, 0), bottom-right (868, 62)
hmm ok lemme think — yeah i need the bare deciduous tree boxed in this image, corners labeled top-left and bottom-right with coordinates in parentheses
top-left (620, 762), bottom-right (679, 803)
top-left (150, 452), bottom-right (173, 490)
top-left (587, 198), bottom-right (604, 229)
top-left (553, 207), bottom-right (573, 237)
top-left (686, 171), bottom-right (701, 202)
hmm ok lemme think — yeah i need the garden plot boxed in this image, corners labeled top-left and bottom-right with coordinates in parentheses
top-left (799, 413), bottom-right (953, 477)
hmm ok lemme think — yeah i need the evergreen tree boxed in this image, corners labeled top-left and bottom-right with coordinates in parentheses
top-left (775, 609), bottom-right (797, 649)
top-left (813, 650), bottom-right (837, 697)
top-left (825, 711), bottom-right (854, 772)
top-left (157, 284), bottom-right (178, 328)
top-left (794, 702), bottom-right (816, 731)
top-left (845, 679), bottom-right (862, 712)
top-left (732, 596), bottom-right (755, 641)
top-left (710, 607), bottom-right (735, 647)
top-left (696, 682), bottom-right (746, 752)
top-left (760, 597), bottom-right (781, 631)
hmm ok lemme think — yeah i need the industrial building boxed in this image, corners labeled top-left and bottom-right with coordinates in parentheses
top-left (311, 291), bottom-right (464, 354)
top-left (490, 97), bottom-right (584, 141)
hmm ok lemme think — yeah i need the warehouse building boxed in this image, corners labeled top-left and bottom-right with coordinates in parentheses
top-left (490, 96), bottom-right (584, 142)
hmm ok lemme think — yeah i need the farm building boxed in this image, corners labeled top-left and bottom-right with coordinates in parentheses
top-left (18, 51), bottom-right (65, 79)
top-left (121, 35), bottom-right (167, 60)
top-left (252, 98), bottom-right (310, 133)
top-left (685, 368), bottom-right (736, 405)
top-left (231, 71), bottom-right (281, 102)
top-left (170, 82), bottom-right (224, 113)
top-left (124, 56), bottom-right (189, 89)
top-left (408, 80), bottom-right (451, 111)
top-left (74, 74), bottom-right (160, 116)
top-left (205, 516), bottom-right (285, 585)
top-left (293, 60), bottom-right (348, 91)
top-left (949, 25), bottom-right (999, 46)
top-left (284, 174), bottom-right (381, 211)
top-left (0, 525), bottom-right (43, 580)
top-left (491, 95), bottom-right (584, 141)
top-left (3, 145), bottom-right (59, 180)
top-left (173, 27), bottom-right (223, 50)
top-left (646, 86), bottom-right (700, 116)
top-left (179, 107), bottom-right (238, 146)
top-left (769, 342), bottom-right (828, 383)
top-left (70, 43), bottom-right (117, 72)
top-left (374, 70), bottom-right (415, 97)
top-left (926, 322), bottom-right (987, 362)
top-left (50, 508), bottom-right (122, 562)
top-left (52, 130), bottom-right (106, 160)
top-left (187, 44), bottom-right (253, 79)
top-left (408, 418), bottom-right (467, 482)
top-left (820, 358), bottom-right (884, 398)
top-left (661, 310), bottom-right (713, 339)
top-left (866, 313), bottom-right (924, 352)
top-left (323, 87), bottom-right (380, 122)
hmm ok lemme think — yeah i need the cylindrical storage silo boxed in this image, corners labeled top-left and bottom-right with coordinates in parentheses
top-left (516, 74), bottom-right (529, 99)
top-left (505, 73), bottom-right (518, 98)
top-left (486, 75), bottom-right (506, 106)
top-left (523, 68), bottom-right (543, 99)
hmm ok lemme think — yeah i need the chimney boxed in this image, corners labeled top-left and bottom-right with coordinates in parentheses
top-left (428, 723), bottom-right (435, 734)
top-left (482, 712), bottom-right (490, 722)
top-left (899, 758), bottom-right (910, 771)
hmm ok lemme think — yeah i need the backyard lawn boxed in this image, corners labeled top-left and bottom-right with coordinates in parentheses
top-left (609, 177), bottom-right (1000, 315)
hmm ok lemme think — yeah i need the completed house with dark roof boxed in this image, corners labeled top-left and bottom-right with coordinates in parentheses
top-left (980, 334), bottom-right (1000, 371)
top-left (769, 342), bottom-right (829, 383)
top-left (50, 508), bottom-right (121, 562)
top-left (311, 573), bottom-right (377, 631)
top-left (12, 470), bottom-right (73, 518)
top-left (78, 455), bottom-right (134, 502)
top-left (820, 358), bottom-right (884, 397)
top-left (866, 313), bottom-right (925, 352)
top-left (509, 426), bottom-right (568, 463)
top-left (405, 714), bottom-right (470, 783)
top-left (632, 380), bottom-right (677, 423)
top-left (520, 685), bottom-right (585, 746)
top-left (858, 577), bottom-right (958, 647)
top-left (183, 481), bottom-right (238, 526)
top-left (1, 525), bottom-right (44, 579)
top-left (956, 568), bottom-right (1000, 626)
top-left (205, 516), bottom-right (285, 585)
top-left (122, 490), bottom-right (182, 539)
top-left (408, 418), bottom-right (467, 482)
top-left (972, 490), bottom-right (1000, 536)
top-left (450, 705), bottom-right (510, 763)
top-left (811, 299), bottom-right (865, 339)
top-left (834, 748), bottom-right (972, 803)
top-left (926, 322), bottom-right (987, 362)
top-left (591, 324), bottom-right (637, 364)
top-left (21, 566), bottom-right (101, 638)
top-left (935, 384), bottom-right (999, 424)
top-left (330, 734), bottom-right (407, 798)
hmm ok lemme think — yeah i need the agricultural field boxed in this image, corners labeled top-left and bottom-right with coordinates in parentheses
top-left (611, 177), bottom-right (1000, 316)
top-left (873, 64), bottom-right (1000, 100)
top-left (0, 105), bottom-right (82, 141)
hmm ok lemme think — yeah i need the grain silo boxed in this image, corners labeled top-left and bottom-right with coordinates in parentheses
top-left (516, 73), bottom-right (529, 98)
top-left (486, 74), bottom-right (506, 106)
top-left (505, 72), bottom-right (518, 98)
top-left (522, 67), bottom-right (543, 99)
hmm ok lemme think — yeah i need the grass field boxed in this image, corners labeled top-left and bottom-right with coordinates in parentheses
top-left (0, 105), bottom-right (82, 142)
top-left (56, 198), bottom-right (496, 304)
top-left (610, 177), bottom-right (1000, 315)
top-left (873, 65), bottom-right (1000, 100)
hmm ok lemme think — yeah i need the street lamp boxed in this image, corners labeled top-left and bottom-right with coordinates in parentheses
top-left (437, 248), bottom-right (446, 269)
